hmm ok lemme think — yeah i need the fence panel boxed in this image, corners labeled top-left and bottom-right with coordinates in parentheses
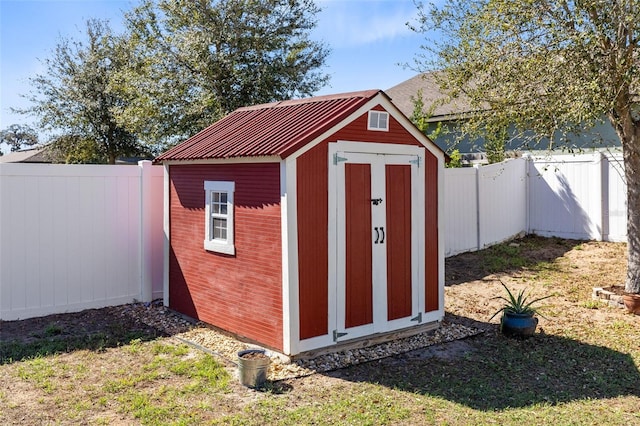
top-left (478, 158), bottom-right (527, 248)
top-left (528, 154), bottom-right (604, 240)
top-left (444, 158), bottom-right (528, 256)
top-left (444, 167), bottom-right (479, 256)
top-left (0, 162), bottom-right (163, 321)
top-left (143, 162), bottom-right (166, 301)
top-left (606, 154), bottom-right (627, 242)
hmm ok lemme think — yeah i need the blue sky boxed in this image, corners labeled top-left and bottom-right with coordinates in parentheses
top-left (0, 0), bottom-right (429, 143)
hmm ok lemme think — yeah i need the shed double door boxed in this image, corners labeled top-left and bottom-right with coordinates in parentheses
top-left (334, 151), bottom-right (424, 342)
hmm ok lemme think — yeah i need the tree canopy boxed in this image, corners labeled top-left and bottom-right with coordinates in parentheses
top-left (113, 0), bottom-right (330, 147)
top-left (17, 19), bottom-right (144, 164)
top-left (414, 0), bottom-right (640, 293)
top-left (15, 1), bottom-right (328, 161)
top-left (0, 124), bottom-right (39, 152)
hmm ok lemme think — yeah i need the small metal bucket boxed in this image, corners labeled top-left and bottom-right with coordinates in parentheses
top-left (237, 349), bottom-right (270, 388)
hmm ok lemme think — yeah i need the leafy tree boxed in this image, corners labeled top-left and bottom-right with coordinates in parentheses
top-left (410, 88), bottom-right (445, 139)
top-left (411, 88), bottom-right (465, 167)
top-left (410, 89), bottom-right (435, 133)
top-left (0, 124), bottom-right (39, 152)
top-left (47, 135), bottom-right (111, 164)
top-left (446, 149), bottom-right (463, 168)
top-left (16, 19), bottom-right (144, 164)
top-left (414, 0), bottom-right (640, 293)
top-left (113, 0), bottom-right (330, 147)
top-left (484, 126), bottom-right (507, 164)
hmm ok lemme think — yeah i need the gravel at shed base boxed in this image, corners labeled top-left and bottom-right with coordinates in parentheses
top-left (177, 321), bottom-right (482, 381)
top-left (128, 301), bottom-right (482, 381)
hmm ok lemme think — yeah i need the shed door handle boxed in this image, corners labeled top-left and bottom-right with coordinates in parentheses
top-left (374, 227), bottom-right (384, 244)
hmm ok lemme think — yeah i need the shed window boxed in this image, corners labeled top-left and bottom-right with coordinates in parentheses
top-left (368, 110), bottom-right (389, 131)
top-left (204, 181), bottom-right (235, 255)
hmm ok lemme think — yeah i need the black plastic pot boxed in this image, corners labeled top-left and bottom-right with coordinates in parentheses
top-left (501, 311), bottom-right (538, 338)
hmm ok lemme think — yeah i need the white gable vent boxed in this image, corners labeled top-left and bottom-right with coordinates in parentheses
top-left (368, 110), bottom-right (389, 131)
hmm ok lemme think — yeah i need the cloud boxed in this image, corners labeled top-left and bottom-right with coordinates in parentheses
top-left (315, 0), bottom-right (419, 48)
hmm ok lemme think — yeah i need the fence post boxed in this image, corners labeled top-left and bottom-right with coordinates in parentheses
top-left (600, 152), bottom-right (609, 241)
top-left (0, 164), bottom-right (4, 318)
top-left (139, 160), bottom-right (153, 303)
top-left (523, 154), bottom-right (531, 235)
top-left (474, 164), bottom-right (481, 251)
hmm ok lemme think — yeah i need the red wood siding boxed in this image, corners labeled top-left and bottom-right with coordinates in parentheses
top-left (297, 143), bottom-right (329, 340)
top-left (425, 152), bottom-right (439, 312)
top-left (296, 106), bottom-right (441, 341)
top-left (168, 163), bottom-right (283, 350)
top-left (345, 163), bottom-right (373, 328)
top-left (329, 108), bottom-right (423, 147)
top-left (385, 164), bottom-right (412, 321)
top-left (328, 109), bottom-right (439, 314)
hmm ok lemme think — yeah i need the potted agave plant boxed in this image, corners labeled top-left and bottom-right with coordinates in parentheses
top-left (490, 282), bottom-right (551, 338)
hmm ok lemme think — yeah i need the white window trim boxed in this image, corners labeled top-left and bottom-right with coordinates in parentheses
top-left (204, 180), bottom-right (235, 255)
top-left (367, 110), bottom-right (389, 131)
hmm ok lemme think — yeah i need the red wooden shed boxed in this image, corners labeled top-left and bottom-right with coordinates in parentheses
top-left (156, 90), bottom-right (445, 356)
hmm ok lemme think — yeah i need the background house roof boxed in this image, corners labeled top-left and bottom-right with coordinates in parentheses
top-left (156, 90), bottom-right (382, 162)
top-left (0, 147), bottom-right (51, 163)
top-left (386, 72), bottom-right (476, 121)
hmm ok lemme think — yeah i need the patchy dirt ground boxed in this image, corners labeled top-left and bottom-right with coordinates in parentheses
top-left (3, 236), bottom-right (625, 347)
top-left (0, 303), bottom-right (175, 347)
top-left (444, 236), bottom-right (628, 332)
top-left (0, 235), bottom-right (636, 425)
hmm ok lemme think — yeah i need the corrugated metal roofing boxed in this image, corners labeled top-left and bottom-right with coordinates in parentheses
top-left (156, 90), bottom-right (382, 161)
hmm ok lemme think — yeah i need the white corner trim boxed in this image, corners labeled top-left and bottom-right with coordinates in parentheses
top-left (334, 141), bottom-right (425, 156)
top-left (437, 153), bottom-right (446, 314)
top-left (163, 164), bottom-right (170, 307)
top-left (283, 157), bottom-right (301, 355)
top-left (161, 156), bottom-right (281, 166)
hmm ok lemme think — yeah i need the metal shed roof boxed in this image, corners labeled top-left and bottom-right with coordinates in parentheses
top-left (155, 90), bottom-right (382, 161)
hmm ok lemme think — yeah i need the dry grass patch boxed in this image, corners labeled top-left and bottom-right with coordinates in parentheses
top-left (1, 236), bottom-right (639, 425)
top-left (1, 340), bottom-right (239, 425)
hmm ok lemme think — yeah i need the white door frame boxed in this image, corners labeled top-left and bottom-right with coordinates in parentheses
top-left (329, 141), bottom-right (426, 343)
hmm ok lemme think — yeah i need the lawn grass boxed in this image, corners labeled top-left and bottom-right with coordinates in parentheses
top-left (3, 341), bottom-right (234, 424)
top-left (1, 237), bottom-right (639, 425)
top-left (0, 331), bottom-right (149, 365)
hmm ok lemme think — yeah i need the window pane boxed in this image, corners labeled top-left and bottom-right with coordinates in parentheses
top-left (369, 113), bottom-right (377, 128)
top-left (213, 218), bottom-right (227, 240)
top-left (210, 217), bottom-right (216, 239)
top-left (220, 193), bottom-right (227, 203)
top-left (212, 202), bottom-right (220, 214)
top-left (212, 192), bottom-right (220, 203)
top-left (220, 204), bottom-right (227, 215)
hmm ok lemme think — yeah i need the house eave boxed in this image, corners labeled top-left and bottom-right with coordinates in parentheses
top-left (155, 156), bottom-right (282, 166)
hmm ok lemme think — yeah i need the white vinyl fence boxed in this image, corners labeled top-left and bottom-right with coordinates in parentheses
top-left (0, 152), bottom-right (628, 321)
top-left (528, 153), bottom-right (627, 242)
top-left (0, 161), bottom-right (164, 321)
top-left (444, 158), bottom-right (528, 256)
top-left (444, 152), bottom-right (628, 256)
